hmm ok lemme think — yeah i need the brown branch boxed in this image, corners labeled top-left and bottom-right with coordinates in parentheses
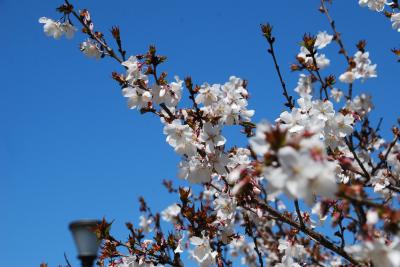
top-left (338, 218), bottom-right (346, 249)
top-left (261, 24), bottom-right (294, 109)
top-left (319, 0), bottom-right (350, 64)
top-left (255, 201), bottom-right (359, 265)
top-left (345, 136), bottom-right (371, 182)
top-left (294, 199), bottom-right (305, 229)
top-left (244, 215), bottom-right (264, 267)
top-left (65, 0), bottom-right (123, 64)
top-left (319, 0), bottom-right (355, 99)
top-left (339, 193), bottom-right (384, 209)
top-left (372, 135), bottom-right (399, 175)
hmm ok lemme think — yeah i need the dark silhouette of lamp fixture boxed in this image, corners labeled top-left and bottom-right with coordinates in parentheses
top-left (69, 219), bottom-right (101, 267)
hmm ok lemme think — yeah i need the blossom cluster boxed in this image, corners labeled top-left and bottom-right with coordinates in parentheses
top-left (39, 1), bottom-right (400, 267)
top-left (39, 17), bottom-right (76, 39)
top-left (358, 0), bottom-right (400, 31)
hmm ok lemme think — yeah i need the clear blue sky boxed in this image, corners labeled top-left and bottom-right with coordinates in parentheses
top-left (1, 0), bottom-right (399, 266)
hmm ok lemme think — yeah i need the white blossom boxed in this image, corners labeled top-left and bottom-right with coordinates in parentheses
top-left (161, 203), bottom-right (181, 222)
top-left (152, 76), bottom-right (183, 107)
top-left (197, 77), bottom-right (254, 125)
top-left (122, 87), bottom-right (152, 110)
top-left (274, 256), bottom-right (301, 267)
top-left (387, 143), bottom-right (400, 179)
top-left (330, 88), bottom-right (343, 103)
top-left (199, 123), bottom-right (226, 153)
top-left (297, 46), bottom-right (330, 69)
top-left (39, 17), bottom-right (63, 39)
top-left (391, 13), bottom-right (400, 31)
top-left (122, 56), bottom-right (146, 82)
top-left (113, 256), bottom-right (158, 267)
top-left (353, 51), bottom-right (377, 80)
top-left (163, 120), bottom-right (197, 156)
top-left (227, 148), bottom-right (251, 170)
top-left (370, 170), bottom-right (391, 194)
top-left (278, 109), bottom-right (307, 133)
top-left (39, 17), bottom-right (76, 39)
top-left (195, 84), bottom-right (219, 106)
top-left (189, 235), bottom-right (218, 267)
top-left (325, 113), bottom-right (354, 138)
top-left (174, 235), bottom-right (185, 254)
top-left (294, 74), bottom-right (312, 97)
top-left (346, 238), bottom-right (400, 267)
top-left (366, 210), bottom-right (379, 225)
top-left (278, 239), bottom-right (306, 259)
top-left (265, 146), bottom-right (337, 204)
top-left (310, 100), bottom-right (335, 121)
top-left (80, 39), bottom-right (102, 59)
top-left (178, 156), bottom-right (212, 184)
top-left (339, 71), bottom-right (356, 84)
top-left (207, 151), bottom-right (229, 175)
top-left (139, 215), bottom-right (153, 233)
top-left (60, 22), bottom-right (77, 39)
top-left (311, 202), bottom-right (328, 225)
top-left (359, 0), bottom-right (387, 12)
top-left (346, 94), bottom-right (374, 117)
top-left (213, 193), bottom-right (236, 221)
top-left (249, 121), bottom-right (271, 156)
top-left (315, 31), bottom-right (333, 49)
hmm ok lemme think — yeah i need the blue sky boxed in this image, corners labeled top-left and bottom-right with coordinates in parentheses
top-left (1, 0), bottom-right (399, 266)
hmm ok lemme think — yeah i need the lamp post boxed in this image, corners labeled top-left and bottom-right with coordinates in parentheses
top-left (69, 219), bottom-right (101, 267)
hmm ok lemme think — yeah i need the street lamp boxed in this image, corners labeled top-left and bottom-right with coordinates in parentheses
top-left (69, 219), bottom-right (101, 267)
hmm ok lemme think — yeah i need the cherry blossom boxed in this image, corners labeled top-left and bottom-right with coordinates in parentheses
top-left (274, 256), bottom-right (301, 267)
top-left (346, 93), bottom-right (374, 117)
top-left (339, 71), bottom-right (356, 84)
top-left (353, 51), bottom-right (377, 80)
top-left (152, 76), bottom-right (183, 107)
top-left (39, 17), bottom-right (76, 39)
top-left (161, 203), bottom-right (181, 222)
top-left (178, 156), bottom-right (212, 184)
top-left (391, 13), bottom-right (400, 32)
top-left (163, 120), bottom-right (197, 156)
top-left (195, 84), bottom-right (219, 106)
top-left (39, 17), bottom-right (63, 39)
top-left (297, 46), bottom-right (330, 70)
top-left (39, 2), bottom-right (400, 266)
top-left (314, 31), bottom-right (333, 49)
top-left (198, 123), bottom-right (226, 153)
top-left (213, 193), bottom-right (236, 221)
top-left (265, 146), bottom-right (337, 204)
top-left (122, 56), bottom-right (146, 82)
top-left (122, 87), bottom-right (152, 110)
top-left (80, 39), bottom-right (102, 59)
top-left (359, 0), bottom-right (388, 12)
top-left (189, 235), bottom-right (217, 267)
top-left (60, 22), bottom-right (76, 39)
top-left (139, 215), bottom-right (153, 233)
top-left (294, 74), bottom-right (312, 97)
top-left (249, 121), bottom-right (271, 156)
top-left (346, 238), bottom-right (400, 267)
top-left (330, 88), bottom-right (343, 102)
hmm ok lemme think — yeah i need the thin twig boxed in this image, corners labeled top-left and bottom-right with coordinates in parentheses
top-left (319, 0), bottom-right (350, 64)
top-left (244, 216), bottom-right (264, 267)
top-left (294, 199), bottom-right (305, 229)
top-left (319, 0), bottom-right (355, 99)
top-left (345, 136), bottom-right (371, 182)
top-left (372, 135), bottom-right (399, 175)
top-left (65, 0), bottom-right (123, 64)
top-left (64, 253), bottom-right (72, 267)
top-left (255, 201), bottom-right (359, 265)
top-left (262, 26), bottom-right (294, 109)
